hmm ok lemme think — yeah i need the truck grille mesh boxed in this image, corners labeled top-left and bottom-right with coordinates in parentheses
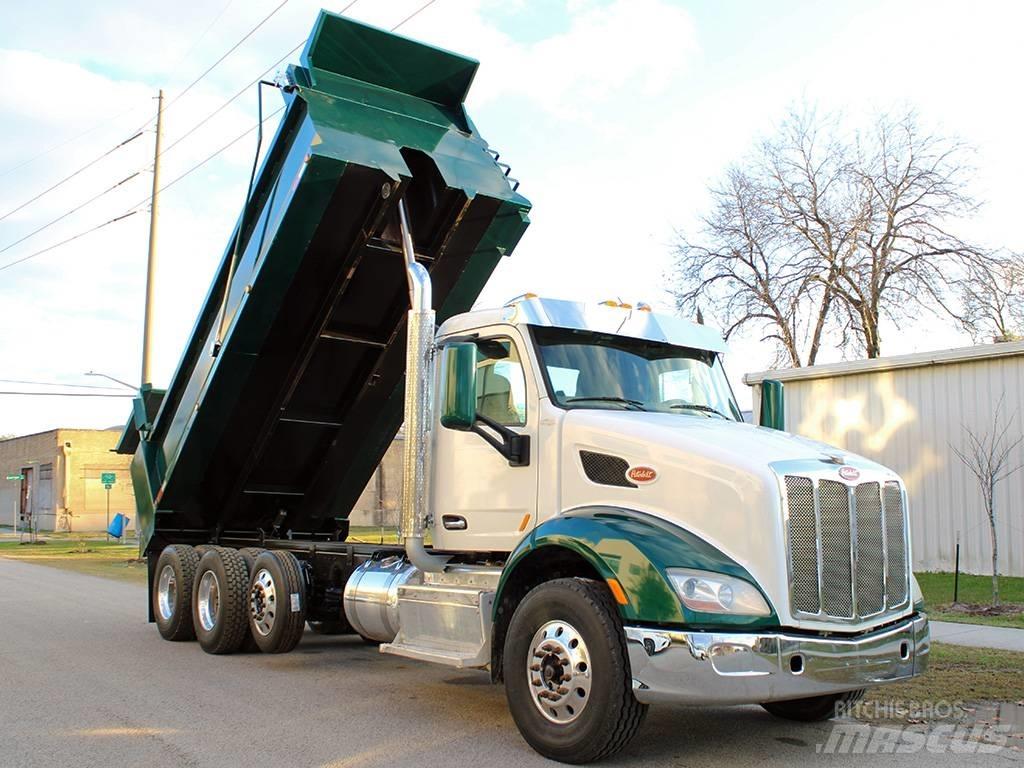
top-left (884, 482), bottom-right (908, 607)
top-left (784, 477), bottom-right (819, 614)
top-left (579, 451), bottom-right (637, 488)
top-left (784, 474), bottom-right (909, 622)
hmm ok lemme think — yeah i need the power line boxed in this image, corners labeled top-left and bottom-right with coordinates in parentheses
top-left (0, 211), bottom-right (139, 274)
top-left (392, 0), bottom-right (439, 31)
top-left (0, 131), bottom-right (144, 223)
top-left (0, 106), bottom-right (285, 274)
top-left (0, 102), bottom-right (148, 181)
top-left (0, 0), bottom-right (398, 275)
top-left (130, 106), bottom-right (286, 208)
top-left (147, 0), bottom-right (293, 128)
top-left (166, 0), bottom-right (238, 75)
top-left (0, 171), bottom-right (142, 257)
top-left (160, 46), bottom-right (302, 159)
top-left (0, 391), bottom-right (135, 398)
top-left (0, 379), bottom-right (129, 391)
top-left (156, 0), bottom-right (361, 160)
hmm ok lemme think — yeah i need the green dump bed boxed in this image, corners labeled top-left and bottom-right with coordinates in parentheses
top-left (118, 12), bottom-right (530, 554)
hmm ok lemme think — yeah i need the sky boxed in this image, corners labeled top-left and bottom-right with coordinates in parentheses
top-left (1, 0), bottom-right (1022, 435)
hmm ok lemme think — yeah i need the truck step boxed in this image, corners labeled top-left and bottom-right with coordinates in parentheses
top-left (380, 583), bottom-right (494, 670)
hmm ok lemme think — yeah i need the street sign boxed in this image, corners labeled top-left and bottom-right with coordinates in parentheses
top-left (5, 474), bottom-right (24, 481)
top-left (101, 472), bottom-right (116, 486)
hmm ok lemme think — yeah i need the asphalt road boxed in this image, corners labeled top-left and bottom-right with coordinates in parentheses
top-left (0, 558), bottom-right (1018, 768)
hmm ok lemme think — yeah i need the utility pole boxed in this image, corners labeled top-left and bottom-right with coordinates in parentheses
top-left (141, 89), bottom-right (163, 387)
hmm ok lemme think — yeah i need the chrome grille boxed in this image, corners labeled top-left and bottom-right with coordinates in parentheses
top-left (855, 483), bottom-right (885, 616)
top-left (784, 473), bottom-right (910, 622)
top-left (785, 477), bottom-right (819, 614)
top-left (884, 482), bottom-right (908, 608)
top-left (819, 480), bottom-right (854, 617)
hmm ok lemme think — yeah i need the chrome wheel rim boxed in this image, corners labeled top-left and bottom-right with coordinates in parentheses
top-left (197, 570), bottom-right (220, 632)
top-left (157, 565), bottom-right (176, 622)
top-left (527, 620), bottom-right (592, 724)
top-left (250, 568), bottom-right (276, 637)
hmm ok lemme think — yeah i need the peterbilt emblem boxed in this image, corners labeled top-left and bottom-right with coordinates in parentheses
top-left (627, 466), bottom-right (658, 484)
top-left (838, 466), bottom-right (860, 482)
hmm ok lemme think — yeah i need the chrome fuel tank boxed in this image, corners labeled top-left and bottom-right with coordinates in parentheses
top-left (343, 557), bottom-right (420, 642)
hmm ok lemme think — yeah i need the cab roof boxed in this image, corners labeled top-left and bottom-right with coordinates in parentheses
top-left (437, 297), bottom-right (728, 353)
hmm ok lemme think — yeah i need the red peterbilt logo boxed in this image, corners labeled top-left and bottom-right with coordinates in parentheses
top-left (838, 466), bottom-right (861, 482)
top-left (626, 466), bottom-right (658, 484)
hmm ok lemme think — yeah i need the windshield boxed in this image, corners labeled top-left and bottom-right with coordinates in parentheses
top-left (531, 326), bottom-right (742, 420)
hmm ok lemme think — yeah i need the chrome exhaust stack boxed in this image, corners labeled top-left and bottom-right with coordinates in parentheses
top-left (397, 199), bottom-right (450, 573)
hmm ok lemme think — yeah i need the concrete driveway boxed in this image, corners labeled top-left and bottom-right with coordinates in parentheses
top-left (0, 558), bottom-right (1018, 768)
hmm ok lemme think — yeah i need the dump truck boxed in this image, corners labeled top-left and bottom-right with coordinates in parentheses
top-left (119, 11), bottom-right (930, 763)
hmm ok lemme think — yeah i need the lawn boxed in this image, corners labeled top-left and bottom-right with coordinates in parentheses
top-left (859, 642), bottom-right (1024, 724)
top-left (916, 571), bottom-right (1024, 629)
top-left (0, 539), bottom-right (146, 583)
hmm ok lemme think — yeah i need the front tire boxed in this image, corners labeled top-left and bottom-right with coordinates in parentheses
top-left (503, 578), bottom-right (647, 763)
top-left (761, 689), bottom-right (866, 722)
top-left (153, 545), bottom-right (200, 641)
top-left (247, 550), bottom-right (307, 654)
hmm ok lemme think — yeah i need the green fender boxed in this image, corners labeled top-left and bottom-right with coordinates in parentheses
top-left (495, 506), bottom-right (778, 629)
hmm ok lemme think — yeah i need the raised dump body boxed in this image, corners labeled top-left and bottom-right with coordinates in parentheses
top-left (117, 11), bottom-right (531, 554)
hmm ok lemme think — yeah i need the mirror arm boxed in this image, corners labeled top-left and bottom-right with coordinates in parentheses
top-left (471, 413), bottom-right (531, 467)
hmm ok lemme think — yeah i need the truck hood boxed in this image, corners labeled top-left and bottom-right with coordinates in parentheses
top-left (564, 409), bottom-right (886, 472)
top-left (558, 408), bottom-right (898, 631)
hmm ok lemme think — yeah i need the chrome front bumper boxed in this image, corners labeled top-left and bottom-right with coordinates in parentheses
top-left (625, 614), bottom-right (929, 705)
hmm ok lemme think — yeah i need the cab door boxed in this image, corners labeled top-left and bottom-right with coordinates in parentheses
top-left (430, 331), bottom-right (539, 553)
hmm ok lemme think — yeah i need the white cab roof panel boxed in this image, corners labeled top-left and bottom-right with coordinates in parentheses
top-left (437, 297), bottom-right (728, 353)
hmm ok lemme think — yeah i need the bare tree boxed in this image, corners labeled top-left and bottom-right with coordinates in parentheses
top-left (672, 107), bottom-right (992, 363)
top-left (827, 112), bottom-right (988, 357)
top-left (958, 254), bottom-right (1024, 343)
top-left (674, 168), bottom-right (808, 366)
top-left (673, 111), bottom-right (860, 366)
top-left (950, 399), bottom-right (1023, 606)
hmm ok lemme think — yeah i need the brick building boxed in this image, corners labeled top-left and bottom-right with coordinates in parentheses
top-left (0, 428), bottom-right (135, 533)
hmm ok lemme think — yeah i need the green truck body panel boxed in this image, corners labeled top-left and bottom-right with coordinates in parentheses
top-left (119, 12), bottom-right (530, 554)
top-left (496, 507), bottom-right (779, 629)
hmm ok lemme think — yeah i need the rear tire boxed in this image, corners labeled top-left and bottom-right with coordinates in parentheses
top-left (247, 550), bottom-right (307, 654)
top-left (192, 547), bottom-right (250, 655)
top-left (503, 578), bottom-right (647, 764)
top-left (236, 548), bottom-right (265, 652)
top-left (761, 689), bottom-right (866, 722)
top-left (153, 545), bottom-right (200, 641)
top-left (237, 547), bottom-right (264, 572)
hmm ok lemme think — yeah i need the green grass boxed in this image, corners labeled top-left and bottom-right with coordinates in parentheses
top-left (916, 571), bottom-right (1024, 629)
top-left (0, 539), bottom-right (146, 583)
top-left (859, 642), bottom-right (1024, 723)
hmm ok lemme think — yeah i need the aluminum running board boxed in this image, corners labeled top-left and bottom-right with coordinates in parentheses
top-left (380, 582), bottom-right (495, 669)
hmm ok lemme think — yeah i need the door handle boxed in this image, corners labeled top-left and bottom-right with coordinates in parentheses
top-left (442, 515), bottom-right (468, 531)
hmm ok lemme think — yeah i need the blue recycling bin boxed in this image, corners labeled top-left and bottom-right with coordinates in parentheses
top-left (107, 513), bottom-right (129, 539)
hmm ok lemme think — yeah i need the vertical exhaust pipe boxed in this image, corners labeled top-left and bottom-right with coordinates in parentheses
top-left (397, 199), bottom-right (450, 573)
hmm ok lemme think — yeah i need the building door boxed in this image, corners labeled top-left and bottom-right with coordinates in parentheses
top-left (19, 467), bottom-right (32, 529)
top-left (36, 464), bottom-right (54, 531)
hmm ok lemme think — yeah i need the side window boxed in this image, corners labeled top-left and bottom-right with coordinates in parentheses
top-left (475, 339), bottom-right (527, 426)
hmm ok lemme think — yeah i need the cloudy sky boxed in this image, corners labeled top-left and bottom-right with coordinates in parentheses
top-left (1, 0), bottom-right (1022, 435)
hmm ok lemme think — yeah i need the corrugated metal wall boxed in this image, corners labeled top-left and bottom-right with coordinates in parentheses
top-left (765, 353), bottom-right (1024, 576)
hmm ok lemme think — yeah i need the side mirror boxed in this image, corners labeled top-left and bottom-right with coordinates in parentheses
top-left (759, 379), bottom-right (785, 430)
top-left (440, 342), bottom-right (477, 430)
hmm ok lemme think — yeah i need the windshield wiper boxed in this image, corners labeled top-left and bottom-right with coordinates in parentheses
top-left (668, 403), bottom-right (729, 419)
top-left (566, 396), bottom-right (647, 411)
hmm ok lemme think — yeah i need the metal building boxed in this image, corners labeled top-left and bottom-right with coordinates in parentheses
top-left (0, 429), bottom-right (135, 533)
top-left (745, 341), bottom-right (1024, 577)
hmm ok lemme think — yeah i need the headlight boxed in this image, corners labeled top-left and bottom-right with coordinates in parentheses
top-left (667, 568), bottom-right (771, 616)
